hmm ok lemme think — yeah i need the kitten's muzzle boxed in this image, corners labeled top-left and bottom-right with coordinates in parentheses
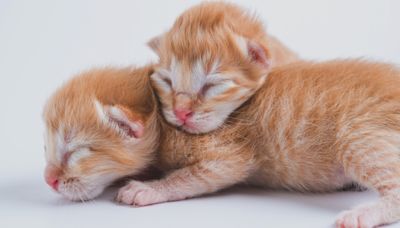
top-left (174, 108), bottom-right (193, 123)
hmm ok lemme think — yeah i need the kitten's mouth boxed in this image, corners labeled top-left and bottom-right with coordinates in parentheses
top-left (172, 115), bottom-right (202, 133)
top-left (176, 119), bottom-right (193, 128)
top-left (179, 122), bottom-right (201, 134)
top-left (182, 121), bottom-right (195, 128)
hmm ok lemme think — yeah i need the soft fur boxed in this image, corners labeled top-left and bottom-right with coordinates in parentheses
top-left (43, 66), bottom-right (159, 201)
top-left (145, 60), bottom-right (400, 228)
top-left (45, 60), bottom-right (400, 228)
top-left (149, 2), bottom-right (298, 133)
top-left (41, 4), bottom-right (400, 228)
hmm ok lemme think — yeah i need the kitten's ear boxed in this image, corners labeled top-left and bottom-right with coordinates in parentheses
top-left (234, 36), bottom-right (271, 69)
top-left (94, 100), bottom-right (144, 139)
top-left (147, 34), bottom-right (164, 55)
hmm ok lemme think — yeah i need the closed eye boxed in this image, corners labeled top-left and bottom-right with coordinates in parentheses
top-left (200, 83), bottom-right (215, 96)
top-left (62, 148), bottom-right (91, 167)
top-left (62, 151), bottom-right (73, 166)
top-left (162, 77), bottom-right (172, 87)
top-left (200, 79), bottom-right (236, 99)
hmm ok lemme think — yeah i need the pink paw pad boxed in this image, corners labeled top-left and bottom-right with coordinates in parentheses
top-left (335, 205), bottom-right (382, 228)
top-left (116, 181), bottom-right (167, 206)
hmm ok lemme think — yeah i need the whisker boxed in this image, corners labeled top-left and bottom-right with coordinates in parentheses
top-left (71, 182), bottom-right (85, 203)
top-left (80, 184), bottom-right (93, 203)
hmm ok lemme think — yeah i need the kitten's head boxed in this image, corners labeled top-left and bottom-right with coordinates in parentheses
top-left (43, 67), bottom-right (158, 201)
top-left (149, 2), bottom-right (271, 133)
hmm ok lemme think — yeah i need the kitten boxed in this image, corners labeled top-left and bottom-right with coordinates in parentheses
top-left (43, 66), bottom-right (159, 201)
top-left (149, 2), bottom-right (298, 134)
top-left (122, 60), bottom-right (400, 228)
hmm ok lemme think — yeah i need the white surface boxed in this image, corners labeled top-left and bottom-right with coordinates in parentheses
top-left (0, 0), bottom-right (399, 227)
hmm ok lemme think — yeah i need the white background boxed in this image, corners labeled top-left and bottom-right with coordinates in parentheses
top-left (0, 0), bottom-right (399, 227)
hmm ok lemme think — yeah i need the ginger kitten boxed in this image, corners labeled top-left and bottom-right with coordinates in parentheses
top-left (120, 60), bottom-right (400, 228)
top-left (149, 2), bottom-right (298, 133)
top-left (43, 66), bottom-right (159, 201)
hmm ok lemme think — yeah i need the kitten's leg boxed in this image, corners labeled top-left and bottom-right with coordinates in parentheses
top-left (336, 136), bottom-right (400, 228)
top-left (116, 158), bottom-right (254, 206)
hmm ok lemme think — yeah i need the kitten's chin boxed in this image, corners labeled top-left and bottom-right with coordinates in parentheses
top-left (182, 119), bottom-right (224, 134)
top-left (60, 185), bottom-right (105, 202)
top-left (181, 125), bottom-right (203, 134)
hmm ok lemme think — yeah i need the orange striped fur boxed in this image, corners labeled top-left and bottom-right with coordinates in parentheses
top-left (43, 66), bottom-right (159, 201)
top-left (44, 60), bottom-right (400, 228)
top-left (149, 2), bottom-right (298, 134)
top-left (151, 60), bottom-right (400, 228)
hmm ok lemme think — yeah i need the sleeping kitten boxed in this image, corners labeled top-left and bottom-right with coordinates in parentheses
top-left (149, 2), bottom-right (298, 133)
top-left (132, 60), bottom-right (400, 228)
top-left (43, 66), bottom-right (159, 201)
top-left (44, 60), bottom-right (400, 228)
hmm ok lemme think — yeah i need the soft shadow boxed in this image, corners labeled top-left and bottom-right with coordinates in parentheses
top-left (0, 179), bottom-right (59, 206)
top-left (0, 178), bottom-right (119, 207)
top-left (203, 185), bottom-right (377, 212)
top-left (0, 177), bottom-right (378, 213)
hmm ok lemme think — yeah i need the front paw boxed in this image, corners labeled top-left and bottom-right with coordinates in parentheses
top-left (116, 180), bottom-right (167, 206)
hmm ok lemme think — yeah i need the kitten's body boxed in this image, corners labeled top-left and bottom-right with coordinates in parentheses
top-left (156, 59), bottom-right (400, 191)
top-left (145, 60), bottom-right (400, 227)
top-left (147, 3), bottom-right (400, 227)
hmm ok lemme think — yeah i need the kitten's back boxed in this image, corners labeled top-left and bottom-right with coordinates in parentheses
top-left (246, 60), bottom-right (400, 191)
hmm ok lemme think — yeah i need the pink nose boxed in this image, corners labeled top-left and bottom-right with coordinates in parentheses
top-left (174, 109), bottom-right (193, 122)
top-left (46, 177), bottom-right (59, 191)
top-left (45, 165), bottom-right (60, 191)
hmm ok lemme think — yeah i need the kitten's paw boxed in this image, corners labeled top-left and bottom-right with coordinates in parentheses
top-left (116, 180), bottom-right (167, 206)
top-left (335, 204), bottom-right (382, 228)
